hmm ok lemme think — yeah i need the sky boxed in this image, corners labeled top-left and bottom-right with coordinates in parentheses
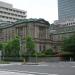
top-left (0, 0), bottom-right (58, 23)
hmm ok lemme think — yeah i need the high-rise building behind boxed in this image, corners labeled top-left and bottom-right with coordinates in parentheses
top-left (58, 0), bottom-right (75, 22)
top-left (0, 1), bottom-right (27, 22)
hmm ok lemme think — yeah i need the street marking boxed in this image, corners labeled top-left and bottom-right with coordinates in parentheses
top-left (36, 64), bottom-right (48, 66)
top-left (0, 71), bottom-right (34, 75)
top-left (0, 63), bottom-right (21, 66)
top-left (0, 64), bottom-right (12, 66)
top-left (72, 66), bottom-right (75, 67)
top-left (48, 74), bottom-right (58, 75)
top-left (0, 69), bottom-right (59, 75)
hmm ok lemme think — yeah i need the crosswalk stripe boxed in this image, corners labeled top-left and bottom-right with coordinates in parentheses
top-left (72, 66), bottom-right (75, 67)
top-left (48, 74), bottom-right (58, 75)
top-left (0, 71), bottom-right (34, 75)
top-left (0, 69), bottom-right (59, 75)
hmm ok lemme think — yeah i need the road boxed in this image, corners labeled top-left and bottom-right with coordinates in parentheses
top-left (0, 62), bottom-right (75, 75)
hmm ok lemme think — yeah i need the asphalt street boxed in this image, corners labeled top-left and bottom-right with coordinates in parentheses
top-left (0, 62), bottom-right (75, 75)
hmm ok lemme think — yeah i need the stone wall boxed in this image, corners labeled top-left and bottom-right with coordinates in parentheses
top-left (27, 57), bottom-right (60, 62)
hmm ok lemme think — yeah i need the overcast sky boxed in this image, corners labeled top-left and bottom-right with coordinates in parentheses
top-left (0, 0), bottom-right (58, 23)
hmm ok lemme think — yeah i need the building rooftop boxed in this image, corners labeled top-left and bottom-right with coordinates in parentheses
top-left (0, 1), bottom-right (13, 8)
top-left (14, 18), bottom-right (50, 25)
top-left (0, 18), bottom-right (50, 29)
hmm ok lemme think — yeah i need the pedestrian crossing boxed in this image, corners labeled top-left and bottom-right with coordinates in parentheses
top-left (0, 69), bottom-right (58, 75)
top-left (0, 71), bottom-right (34, 75)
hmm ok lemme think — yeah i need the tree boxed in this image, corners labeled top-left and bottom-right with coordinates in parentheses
top-left (26, 36), bottom-right (35, 50)
top-left (11, 37), bottom-right (20, 57)
top-left (42, 48), bottom-right (54, 56)
top-left (26, 36), bottom-right (35, 53)
top-left (4, 41), bottom-right (12, 57)
top-left (0, 43), bottom-right (3, 50)
top-left (4, 37), bottom-right (20, 61)
top-left (25, 36), bottom-right (35, 61)
top-left (62, 35), bottom-right (75, 54)
top-left (61, 35), bottom-right (75, 60)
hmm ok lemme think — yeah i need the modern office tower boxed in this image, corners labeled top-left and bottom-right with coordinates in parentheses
top-left (58, 0), bottom-right (75, 22)
top-left (0, 1), bottom-right (26, 22)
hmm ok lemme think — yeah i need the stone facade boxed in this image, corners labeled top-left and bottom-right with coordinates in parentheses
top-left (50, 23), bottom-right (75, 52)
top-left (0, 19), bottom-right (51, 54)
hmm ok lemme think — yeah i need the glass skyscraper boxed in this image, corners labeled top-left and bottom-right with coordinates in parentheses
top-left (58, 0), bottom-right (75, 21)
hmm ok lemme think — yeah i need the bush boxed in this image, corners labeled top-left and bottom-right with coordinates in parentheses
top-left (42, 48), bottom-right (54, 56)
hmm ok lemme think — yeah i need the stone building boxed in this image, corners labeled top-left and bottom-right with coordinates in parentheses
top-left (50, 23), bottom-right (75, 52)
top-left (0, 18), bottom-right (51, 54)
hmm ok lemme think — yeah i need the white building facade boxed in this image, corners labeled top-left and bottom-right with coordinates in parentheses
top-left (0, 1), bottom-right (26, 22)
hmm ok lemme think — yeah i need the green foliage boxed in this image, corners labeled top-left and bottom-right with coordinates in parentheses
top-left (42, 48), bottom-right (54, 56)
top-left (30, 48), bottom-right (54, 57)
top-left (62, 35), bottom-right (75, 54)
top-left (37, 52), bottom-right (46, 57)
top-left (4, 42), bottom-right (12, 57)
top-left (0, 43), bottom-right (3, 50)
top-left (26, 36), bottom-right (35, 54)
top-left (11, 37), bottom-right (20, 57)
top-left (4, 37), bottom-right (20, 57)
top-left (23, 35), bottom-right (36, 62)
